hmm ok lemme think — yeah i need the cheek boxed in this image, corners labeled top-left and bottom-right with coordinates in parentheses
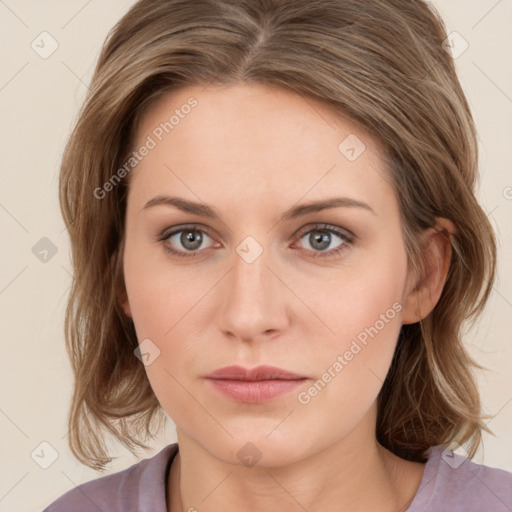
top-left (300, 240), bottom-right (407, 348)
top-left (122, 238), bottom-right (203, 339)
top-left (302, 238), bottom-right (407, 391)
top-left (122, 248), bottom-right (205, 422)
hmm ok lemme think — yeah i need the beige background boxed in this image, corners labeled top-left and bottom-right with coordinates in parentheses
top-left (0, 1), bottom-right (511, 511)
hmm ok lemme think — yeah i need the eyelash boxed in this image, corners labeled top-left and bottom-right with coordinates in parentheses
top-left (156, 223), bottom-right (354, 260)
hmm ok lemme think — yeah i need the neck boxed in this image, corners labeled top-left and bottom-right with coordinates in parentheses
top-left (167, 426), bottom-right (425, 512)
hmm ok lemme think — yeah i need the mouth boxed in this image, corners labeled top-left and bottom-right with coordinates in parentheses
top-left (204, 365), bottom-right (309, 403)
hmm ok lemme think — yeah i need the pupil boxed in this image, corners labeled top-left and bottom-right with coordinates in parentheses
top-left (311, 231), bottom-right (330, 250)
top-left (182, 230), bottom-right (202, 250)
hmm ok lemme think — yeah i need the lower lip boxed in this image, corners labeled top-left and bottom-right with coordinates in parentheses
top-left (206, 378), bottom-right (307, 403)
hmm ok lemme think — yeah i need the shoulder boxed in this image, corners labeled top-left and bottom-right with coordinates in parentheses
top-left (42, 443), bottom-right (179, 512)
top-left (409, 445), bottom-right (512, 512)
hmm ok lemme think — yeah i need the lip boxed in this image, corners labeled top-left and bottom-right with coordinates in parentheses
top-left (205, 365), bottom-right (309, 404)
top-left (206, 365), bottom-right (306, 381)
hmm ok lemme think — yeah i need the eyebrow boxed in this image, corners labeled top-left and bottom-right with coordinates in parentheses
top-left (141, 195), bottom-right (376, 222)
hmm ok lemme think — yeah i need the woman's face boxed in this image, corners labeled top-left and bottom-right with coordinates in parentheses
top-left (121, 83), bottom-right (418, 466)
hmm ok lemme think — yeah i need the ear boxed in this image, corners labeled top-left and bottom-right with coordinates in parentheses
top-left (401, 218), bottom-right (455, 325)
top-left (118, 286), bottom-right (132, 319)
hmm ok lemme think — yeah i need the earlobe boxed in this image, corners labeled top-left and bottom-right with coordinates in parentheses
top-left (401, 218), bottom-right (455, 325)
top-left (118, 288), bottom-right (132, 319)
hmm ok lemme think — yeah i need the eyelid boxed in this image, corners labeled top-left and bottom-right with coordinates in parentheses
top-left (158, 222), bottom-right (354, 243)
top-left (293, 222), bottom-right (356, 242)
top-left (290, 223), bottom-right (354, 259)
top-left (157, 222), bottom-right (356, 259)
top-left (156, 224), bottom-right (218, 259)
top-left (158, 223), bottom-right (216, 240)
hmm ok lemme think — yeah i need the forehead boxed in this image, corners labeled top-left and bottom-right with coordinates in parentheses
top-left (128, 83), bottom-right (395, 218)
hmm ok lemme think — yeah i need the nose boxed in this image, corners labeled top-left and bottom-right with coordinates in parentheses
top-left (216, 241), bottom-right (289, 343)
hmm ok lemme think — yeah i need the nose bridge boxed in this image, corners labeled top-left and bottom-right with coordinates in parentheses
top-left (230, 237), bottom-right (273, 310)
top-left (218, 235), bottom-right (287, 340)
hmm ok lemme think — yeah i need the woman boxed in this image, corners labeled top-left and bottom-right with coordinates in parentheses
top-left (43, 0), bottom-right (512, 510)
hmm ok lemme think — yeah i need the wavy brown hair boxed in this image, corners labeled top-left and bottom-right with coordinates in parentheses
top-left (59, 0), bottom-right (497, 470)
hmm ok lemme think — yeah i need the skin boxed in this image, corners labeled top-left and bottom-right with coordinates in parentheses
top-left (119, 83), bottom-right (454, 512)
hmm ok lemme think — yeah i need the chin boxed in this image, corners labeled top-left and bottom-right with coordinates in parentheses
top-left (200, 426), bottom-right (317, 468)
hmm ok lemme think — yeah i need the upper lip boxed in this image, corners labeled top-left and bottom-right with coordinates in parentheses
top-left (205, 365), bottom-right (307, 381)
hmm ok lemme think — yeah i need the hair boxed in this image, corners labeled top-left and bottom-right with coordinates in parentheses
top-left (59, 0), bottom-right (497, 471)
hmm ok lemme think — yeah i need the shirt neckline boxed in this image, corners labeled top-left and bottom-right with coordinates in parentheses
top-left (158, 443), bottom-right (443, 511)
top-left (405, 445), bottom-right (443, 511)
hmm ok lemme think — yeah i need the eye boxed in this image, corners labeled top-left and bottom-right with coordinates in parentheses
top-left (158, 225), bottom-right (217, 258)
top-left (295, 224), bottom-right (353, 258)
top-left (157, 223), bottom-right (354, 259)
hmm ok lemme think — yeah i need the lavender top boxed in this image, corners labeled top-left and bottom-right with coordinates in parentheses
top-left (42, 443), bottom-right (512, 511)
